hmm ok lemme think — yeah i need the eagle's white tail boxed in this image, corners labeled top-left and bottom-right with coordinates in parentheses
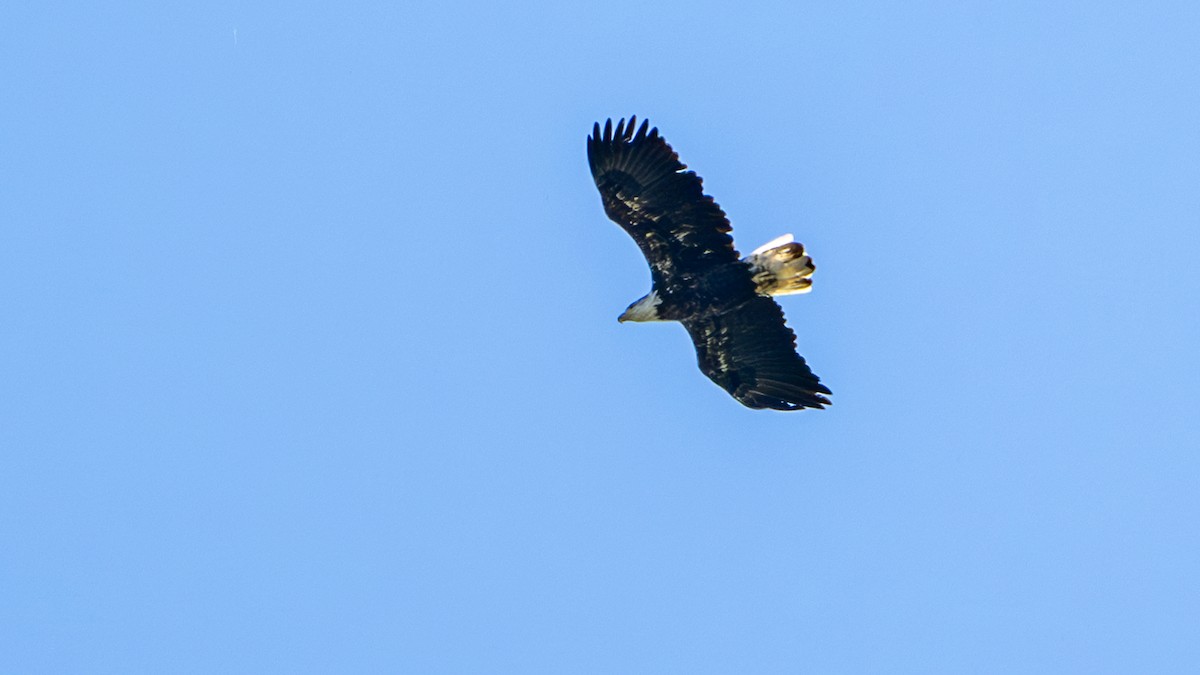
top-left (745, 234), bottom-right (815, 296)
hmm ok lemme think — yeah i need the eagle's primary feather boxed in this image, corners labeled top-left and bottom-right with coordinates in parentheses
top-left (587, 116), bottom-right (831, 411)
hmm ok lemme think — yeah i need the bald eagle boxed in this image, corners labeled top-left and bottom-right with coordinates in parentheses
top-left (587, 116), bottom-right (831, 410)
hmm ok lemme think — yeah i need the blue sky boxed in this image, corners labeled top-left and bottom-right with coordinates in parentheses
top-left (3, 1), bottom-right (1199, 672)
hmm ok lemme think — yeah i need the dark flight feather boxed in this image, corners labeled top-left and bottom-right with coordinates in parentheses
top-left (588, 117), bottom-right (831, 410)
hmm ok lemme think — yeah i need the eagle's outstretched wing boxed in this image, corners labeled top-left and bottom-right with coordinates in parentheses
top-left (587, 116), bottom-right (740, 285)
top-left (683, 295), bottom-right (831, 410)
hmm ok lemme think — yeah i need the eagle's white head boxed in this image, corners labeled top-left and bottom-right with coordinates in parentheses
top-left (618, 290), bottom-right (664, 323)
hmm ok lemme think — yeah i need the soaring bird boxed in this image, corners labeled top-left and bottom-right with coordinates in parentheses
top-left (587, 116), bottom-right (831, 410)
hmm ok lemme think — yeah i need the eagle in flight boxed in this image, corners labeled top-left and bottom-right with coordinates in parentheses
top-left (587, 116), bottom-right (831, 410)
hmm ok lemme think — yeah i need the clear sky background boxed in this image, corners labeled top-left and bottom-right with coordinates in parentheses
top-left (3, 1), bottom-right (1199, 672)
